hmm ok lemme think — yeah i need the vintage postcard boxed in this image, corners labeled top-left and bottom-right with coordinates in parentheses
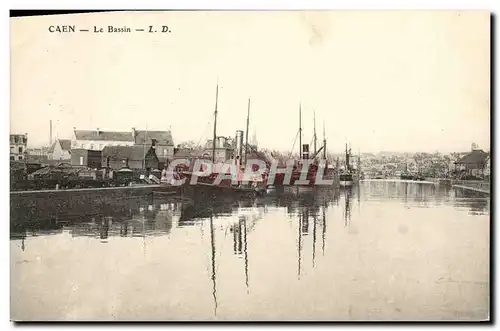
top-left (10, 10), bottom-right (490, 321)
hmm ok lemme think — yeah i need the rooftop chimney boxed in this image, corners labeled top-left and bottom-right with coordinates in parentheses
top-left (96, 128), bottom-right (101, 136)
top-left (132, 128), bottom-right (136, 141)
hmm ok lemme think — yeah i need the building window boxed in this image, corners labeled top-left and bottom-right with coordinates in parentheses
top-left (10, 156), bottom-right (14, 161)
top-left (80, 157), bottom-right (84, 165)
top-left (18, 155), bottom-right (22, 160)
top-left (18, 146), bottom-right (23, 154)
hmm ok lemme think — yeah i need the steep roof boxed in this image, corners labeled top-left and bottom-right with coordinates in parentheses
top-left (47, 139), bottom-right (72, 153)
top-left (74, 130), bottom-right (134, 142)
top-left (102, 145), bottom-right (155, 161)
top-left (134, 130), bottom-right (173, 145)
top-left (59, 139), bottom-right (71, 151)
top-left (455, 149), bottom-right (489, 165)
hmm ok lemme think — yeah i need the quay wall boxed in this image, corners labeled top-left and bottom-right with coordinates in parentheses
top-left (451, 181), bottom-right (490, 194)
top-left (10, 185), bottom-right (177, 224)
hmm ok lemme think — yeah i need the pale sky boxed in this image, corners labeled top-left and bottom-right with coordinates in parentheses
top-left (11, 11), bottom-right (490, 153)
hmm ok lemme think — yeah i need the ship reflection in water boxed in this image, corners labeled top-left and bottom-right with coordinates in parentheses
top-left (10, 182), bottom-right (489, 321)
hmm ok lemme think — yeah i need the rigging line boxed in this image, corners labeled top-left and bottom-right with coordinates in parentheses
top-left (288, 130), bottom-right (300, 159)
top-left (196, 120), bottom-right (212, 148)
top-left (194, 110), bottom-right (215, 147)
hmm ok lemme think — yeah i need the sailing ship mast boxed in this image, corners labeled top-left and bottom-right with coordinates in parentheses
top-left (212, 83), bottom-right (219, 163)
top-left (313, 111), bottom-right (317, 157)
top-left (299, 104), bottom-right (302, 159)
top-left (142, 125), bottom-right (148, 169)
top-left (244, 98), bottom-right (250, 167)
top-left (345, 143), bottom-right (352, 172)
top-left (345, 143), bottom-right (348, 171)
top-left (322, 121), bottom-right (327, 160)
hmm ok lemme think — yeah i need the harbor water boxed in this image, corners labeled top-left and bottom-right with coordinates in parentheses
top-left (10, 181), bottom-right (490, 321)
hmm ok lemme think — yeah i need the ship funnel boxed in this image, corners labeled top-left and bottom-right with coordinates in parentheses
top-left (302, 144), bottom-right (309, 160)
top-left (235, 130), bottom-right (244, 160)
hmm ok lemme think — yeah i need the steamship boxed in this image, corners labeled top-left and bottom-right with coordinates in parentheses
top-left (269, 105), bottom-right (335, 190)
top-left (339, 144), bottom-right (354, 187)
top-left (169, 85), bottom-right (266, 197)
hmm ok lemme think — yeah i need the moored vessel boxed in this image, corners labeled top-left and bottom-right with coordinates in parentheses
top-left (339, 144), bottom-right (354, 187)
top-left (172, 85), bottom-right (267, 198)
top-left (339, 170), bottom-right (354, 187)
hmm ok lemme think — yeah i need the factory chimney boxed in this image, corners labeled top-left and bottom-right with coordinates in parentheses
top-left (49, 120), bottom-right (52, 146)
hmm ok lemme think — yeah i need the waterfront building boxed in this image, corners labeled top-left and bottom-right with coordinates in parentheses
top-left (72, 128), bottom-right (135, 151)
top-left (132, 128), bottom-right (174, 168)
top-left (484, 154), bottom-right (491, 180)
top-left (101, 145), bottom-right (159, 170)
top-left (72, 128), bottom-right (174, 167)
top-left (454, 147), bottom-right (489, 178)
top-left (10, 133), bottom-right (27, 161)
top-left (26, 147), bottom-right (49, 156)
top-left (25, 147), bottom-right (49, 163)
top-left (71, 149), bottom-right (102, 169)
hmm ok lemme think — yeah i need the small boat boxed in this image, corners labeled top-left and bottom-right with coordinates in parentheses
top-left (414, 174), bottom-right (426, 181)
top-left (339, 170), bottom-right (354, 187)
top-left (400, 164), bottom-right (414, 180)
top-left (400, 173), bottom-right (414, 180)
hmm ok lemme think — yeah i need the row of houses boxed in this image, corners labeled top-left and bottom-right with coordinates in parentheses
top-left (12, 127), bottom-right (266, 172)
top-left (11, 128), bottom-right (175, 171)
top-left (360, 145), bottom-right (490, 179)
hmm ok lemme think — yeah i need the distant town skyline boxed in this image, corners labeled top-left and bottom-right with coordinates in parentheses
top-left (11, 11), bottom-right (490, 154)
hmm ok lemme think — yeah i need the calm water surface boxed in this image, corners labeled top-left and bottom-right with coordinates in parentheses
top-left (10, 181), bottom-right (490, 321)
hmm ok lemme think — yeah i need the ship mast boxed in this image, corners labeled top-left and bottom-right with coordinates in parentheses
top-left (322, 121), bottom-right (326, 160)
top-left (299, 104), bottom-right (302, 159)
top-left (244, 98), bottom-right (250, 167)
top-left (212, 82), bottom-right (219, 163)
top-left (313, 111), bottom-right (317, 157)
top-left (345, 143), bottom-right (349, 171)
